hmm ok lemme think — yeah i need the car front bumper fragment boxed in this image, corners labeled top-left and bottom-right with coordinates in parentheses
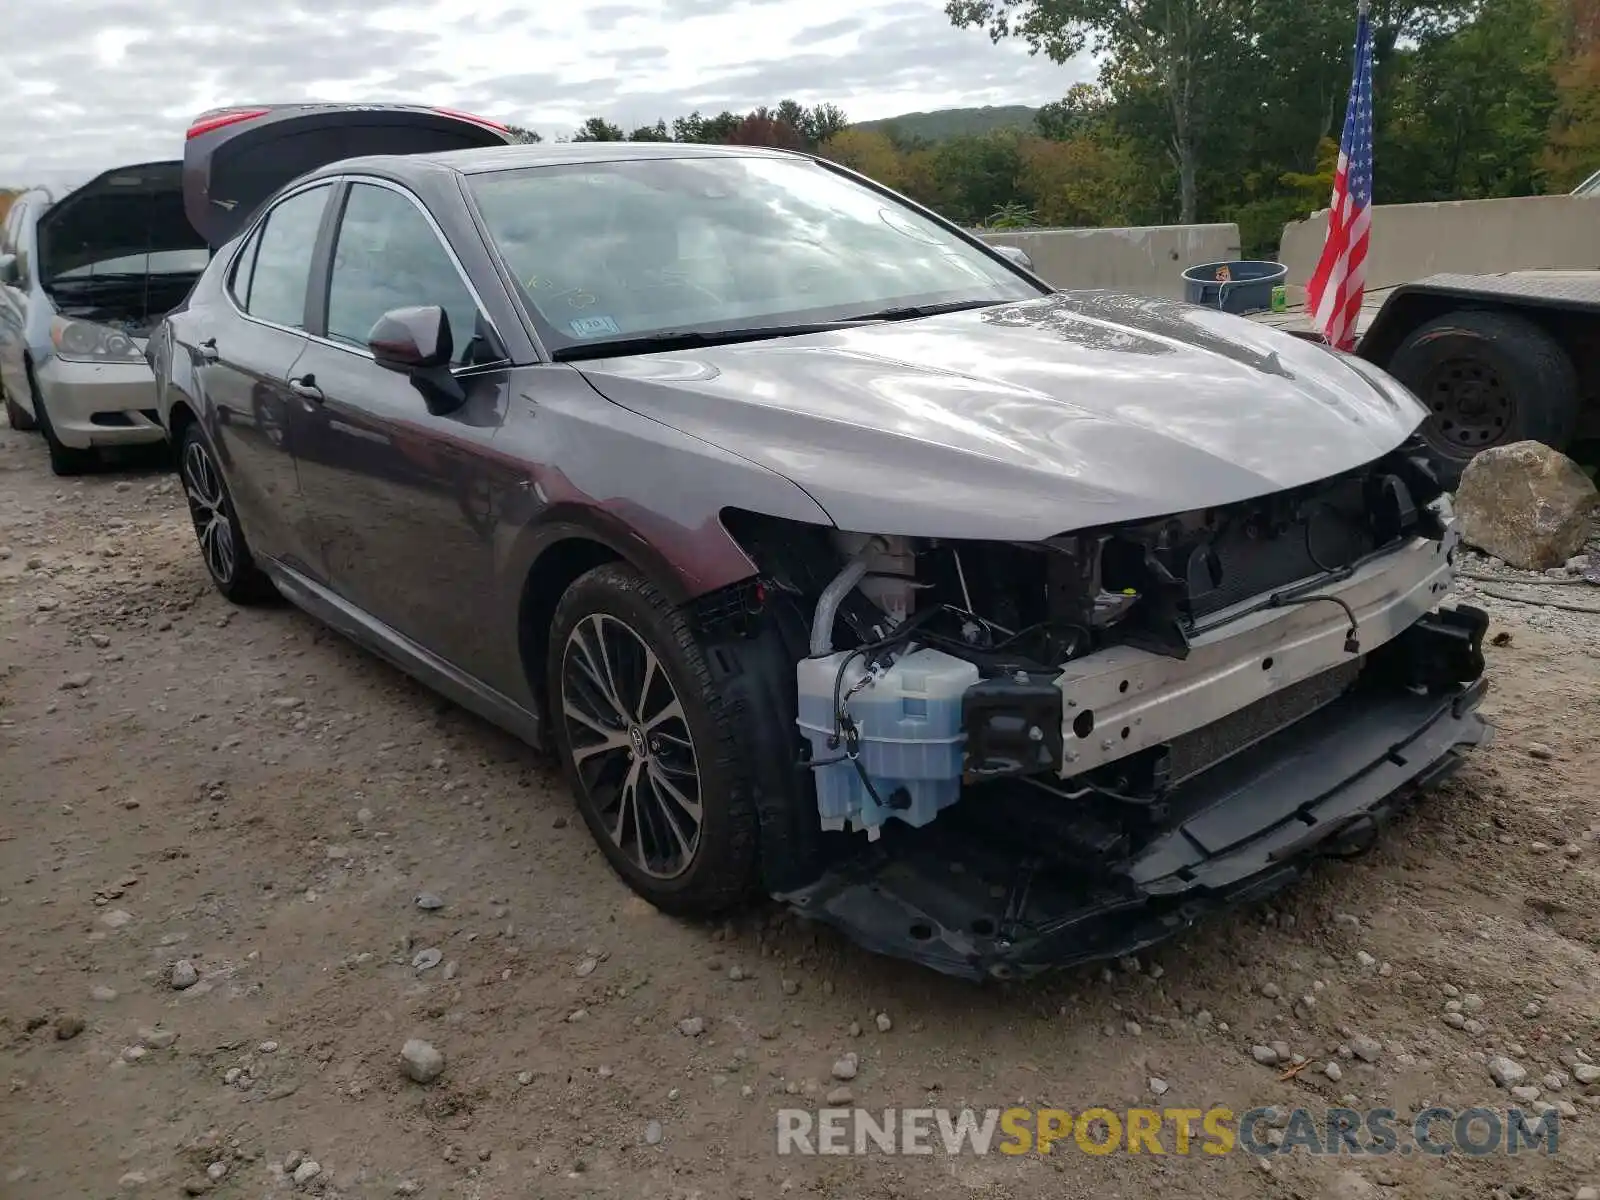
top-left (777, 606), bottom-right (1492, 982)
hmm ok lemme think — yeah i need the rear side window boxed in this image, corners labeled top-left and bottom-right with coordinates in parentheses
top-left (325, 183), bottom-right (484, 366)
top-left (242, 184), bottom-right (332, 328)
top-left (228, 226), bottom-right (263, 307)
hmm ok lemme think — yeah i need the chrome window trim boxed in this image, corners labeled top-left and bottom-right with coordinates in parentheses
top-left (219, 178), bottom-right (337, 338)
top-left (222, 173), bottom-right (511, 374)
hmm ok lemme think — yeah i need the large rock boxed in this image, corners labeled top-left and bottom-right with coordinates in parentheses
top-left (1455, 441), bottom-right (1597, 570)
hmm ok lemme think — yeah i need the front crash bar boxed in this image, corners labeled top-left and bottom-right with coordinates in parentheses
top-left (1054, 522), bottom-right (1461, 777)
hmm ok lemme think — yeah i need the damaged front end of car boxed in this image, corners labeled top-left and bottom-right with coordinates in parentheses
top-left (700, 437), bottom-right (1490, 982)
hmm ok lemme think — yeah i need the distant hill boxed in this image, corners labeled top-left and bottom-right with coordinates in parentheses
top-left (855, 105), bottom-right (1039, 142)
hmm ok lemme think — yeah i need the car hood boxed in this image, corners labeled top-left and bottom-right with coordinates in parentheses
top-left (37, 161), bottom-right (205, 283)
top-left (574, 291), bottom-right (1428, 540)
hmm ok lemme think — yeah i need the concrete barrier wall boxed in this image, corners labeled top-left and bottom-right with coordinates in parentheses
top-left (1279, 195), bottom-right (1600, 289)
top-left (975, 224), bottom-right (1242, 299)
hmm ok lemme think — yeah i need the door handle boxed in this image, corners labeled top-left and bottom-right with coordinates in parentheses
top-left (288, 375), bottom-right (324, 403)
top-left (197, 337), bottom-right (219, 364)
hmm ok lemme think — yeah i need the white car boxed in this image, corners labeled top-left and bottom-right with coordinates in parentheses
top-left (0, 162), bottom-right (207, 474)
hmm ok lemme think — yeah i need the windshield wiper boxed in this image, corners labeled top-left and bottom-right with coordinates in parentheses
top-left (552, 300), bottom-right (1007, 362)
top-left (552, 321), bottom-right (861, 362)
top-left (842, 298), bottom-right (1002, 322)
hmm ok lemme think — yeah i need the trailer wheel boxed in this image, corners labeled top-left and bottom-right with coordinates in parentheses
top-left (1386, 310), bottom-right (1581, 488)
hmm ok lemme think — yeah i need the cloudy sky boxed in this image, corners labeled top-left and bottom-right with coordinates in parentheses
top-left (1, 0), bottom-right (1092, 192)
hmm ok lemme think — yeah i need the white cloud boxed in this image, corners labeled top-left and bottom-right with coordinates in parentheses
top-left (1, 0), bottom-right (1091, 193)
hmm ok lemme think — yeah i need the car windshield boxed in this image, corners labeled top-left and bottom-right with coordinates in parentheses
top-left (466, 154), bottom-right (1043, 351)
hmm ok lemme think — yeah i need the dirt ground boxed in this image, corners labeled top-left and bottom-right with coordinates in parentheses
top-left (2, 423), bottom-right (1598, 1200)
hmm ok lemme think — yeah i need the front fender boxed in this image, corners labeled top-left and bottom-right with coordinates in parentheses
top-left (480, 371), bottom-right (836, 704)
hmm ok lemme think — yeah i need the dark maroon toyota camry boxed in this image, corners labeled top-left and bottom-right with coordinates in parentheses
top-left (147, 103), bottom-right (1489, 979)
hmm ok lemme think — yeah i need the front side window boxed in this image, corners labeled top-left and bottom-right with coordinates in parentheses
top-left (325, 183), bottom-right (484, 366)
top-left (244, 184), bottom-right (332, 328)
top-left (467, 155), bottom-right (1042, 351)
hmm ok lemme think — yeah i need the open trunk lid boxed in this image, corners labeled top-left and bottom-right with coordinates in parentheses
top-left (36, 160), bottom-right (205, 284)
top-left (182, 103), bottom-right (516, 248)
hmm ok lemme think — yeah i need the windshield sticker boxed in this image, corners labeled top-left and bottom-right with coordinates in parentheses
top-left (569, 315), bottom-right (621, 338)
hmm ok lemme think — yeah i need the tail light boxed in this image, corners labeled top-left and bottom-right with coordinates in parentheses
top-left (187, 108), bottom-right (272, 139)
top-left (430, 107), bottom-right (511, 134)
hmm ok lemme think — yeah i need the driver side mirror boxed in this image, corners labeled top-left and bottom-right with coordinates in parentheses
top-left (368, 305), bottom-right (452, 371)
top-left (0, 254), bottom-right (18, 286)
top-left (367, 305), bottom-right (465, 415)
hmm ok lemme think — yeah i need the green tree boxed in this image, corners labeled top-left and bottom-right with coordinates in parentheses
top-left (946, 0), bottom-right (1251, 222)
top-left (1543, 0), bottom-right (1600, 186)
top-left (820, 128), bottom-right (907, 186)
top-left (504, 123), bottom-right (543, 144)
top-left (1016, 133), bottom-right (1138, 226)
top-left (572, 117), bottom-right (626, 142)
top-left (629, 120), bottom-right (671, 141)
top-left (1383, 0), bottom-right (1560, 199)
top-left (672, 111), bottom-right (743, 142)
top-left (929, 131), bottom-right (1026, 225)
top-left (1034, 83), bottom-right (1111, 141)
top-left (808, 103), bottom-right (851, 145)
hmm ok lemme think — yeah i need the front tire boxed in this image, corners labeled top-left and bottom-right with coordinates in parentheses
top-left (27, 366), bottom-right (96, 476)
top-left (176, 422), bottom-right (277, 604)
top-left (1386, 310), bottom-right (1581, 488)
top-left (547, 563), bottom-right (761, 917)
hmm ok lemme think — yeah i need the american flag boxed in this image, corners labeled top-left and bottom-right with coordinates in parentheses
top-left (1307, 0), bottom-right (1375, 351)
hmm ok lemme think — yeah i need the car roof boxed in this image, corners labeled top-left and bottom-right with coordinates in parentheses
top-left (317, 139), bottom-right (808, 181)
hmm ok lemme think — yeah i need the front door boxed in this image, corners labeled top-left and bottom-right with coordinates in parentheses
top-left (197, 181), bottom-right (336, 577)
top-left (292, 178), bottom-right (518, 681)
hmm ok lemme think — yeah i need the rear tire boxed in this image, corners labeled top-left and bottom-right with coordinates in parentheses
top-left (176, 421), bottom-right (277, 604)
top-left (3, 381), bottom-right (37, 431)
top-left (1385, 310), bottom-right (1581, 489)
top-left (547, 563), bottom-right (761, 917)
top-left (27, 365), bottom-right (97, 476)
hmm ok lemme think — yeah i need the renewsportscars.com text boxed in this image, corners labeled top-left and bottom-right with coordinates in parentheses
top-left (775, 1106), bottom-right (1561, 1157)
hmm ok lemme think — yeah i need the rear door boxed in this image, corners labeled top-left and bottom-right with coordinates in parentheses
top-left (289, 177), bottom-right (519, 680)
top-left (183, 104), bottom-right (515, 250)
top-left (197, 180), bottom-right (337, 577)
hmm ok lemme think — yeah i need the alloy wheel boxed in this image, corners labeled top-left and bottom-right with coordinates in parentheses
top-left (560, 613), bottom-right (703, 879)
top-left (181, 439), bottom-right (237, 586)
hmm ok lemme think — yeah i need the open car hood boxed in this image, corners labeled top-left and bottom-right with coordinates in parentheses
top-left (575, 291), bottom-right (1431, 541)
top-left (36, 160), bottom-right (204, 283)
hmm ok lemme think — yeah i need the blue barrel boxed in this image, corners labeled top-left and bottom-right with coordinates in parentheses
top-left (1182, 259), bottom-right (1288, 315)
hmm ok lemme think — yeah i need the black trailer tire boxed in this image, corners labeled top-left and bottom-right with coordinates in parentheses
top-left (547, 562), bottom-right (762, 918)
top-left (1385, 310), bottom-right (1581, 488)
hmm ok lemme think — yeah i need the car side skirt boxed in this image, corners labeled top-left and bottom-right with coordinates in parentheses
top-left (264, 558), bottom-right (544, 749)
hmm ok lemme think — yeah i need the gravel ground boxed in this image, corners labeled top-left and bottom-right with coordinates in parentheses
top-left (2, 425), bottom-right (1599, 1200)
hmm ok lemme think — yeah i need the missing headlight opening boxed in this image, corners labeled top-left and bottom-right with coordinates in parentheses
top-left (718, 436), bottom-right (1490, 980)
